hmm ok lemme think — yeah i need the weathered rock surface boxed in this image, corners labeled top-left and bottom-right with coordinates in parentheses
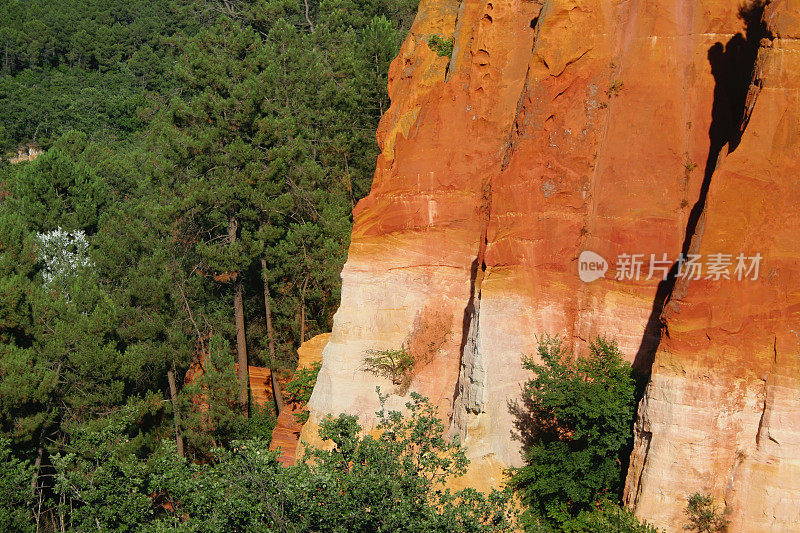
top-left (270, 333), bottom-right (329, 466)
top-left (624, 2), bottom-right (800, 530)
top-left (307, 0), bottom-right (800, 530)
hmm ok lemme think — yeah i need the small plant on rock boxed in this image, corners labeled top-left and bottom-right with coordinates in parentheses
top-left (428, 34), bottom-right (455, 58)
top-left (284, 361), bottom-right (322, 424)
top-left (684, 492), bottom-right (729, 532)
top-left (606, 79), bottom-right (624, 97)
top-left (364, 347), bottom-right (415, 387)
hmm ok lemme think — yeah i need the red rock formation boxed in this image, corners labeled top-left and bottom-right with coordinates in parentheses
top-left (307, 0), bottom-right (800, 529)
top-left (625, 2), bottom-right (800, 530)
top-left (270, 333), bottom-right (328, 466)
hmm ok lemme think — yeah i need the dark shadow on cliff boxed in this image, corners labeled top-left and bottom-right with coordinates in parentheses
top-left (631, 0), bottom-right (767, 379)
top-left (459, 256), bottom-right (481, 356)
top-left (507, 392), bottom-right (538, 450)
top-left (623, 0), bottom-right (767, 499)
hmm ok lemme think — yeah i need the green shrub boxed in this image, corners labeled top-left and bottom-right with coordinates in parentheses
top-left (684, 492), bottom-right (728, 532)
top-left (284, 361), bottom-right (322, 423)
top-left (285, 361), bottom-right (322, 405)
top-left (565, 499), bottom-right (665, 532)
top-left (509, 335), bottom-right (637, 529)
top-left (0, 439), bottom-right (34, 532)
top-left (428, 34), bottom-right (455, 58)
top-left (295, 389), bottom-right (516, 531)
top-left (364, 347), bottom-right (415, 386)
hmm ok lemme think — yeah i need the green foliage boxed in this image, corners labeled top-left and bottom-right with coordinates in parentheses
top-left (428, 34), bottom-right (455, 58)
top-left (509, 335), bottom-right (637, 529)
top-left (364, 347), bottom-right (415, 386)
top-left (291, 389), bottom-right (517, 531)
top-left (51, 405), bottom-right (158, 531)
top-left (0, 439), bottom-right (34, 532)
top-left (5, 142), bottom-right (108, 232)
top-left (0, 0), bottom-right (194, 151)
top-left (285, 361), bottom-right (322, 405)
top-left (684, 493), bottom-right (728, 532)
top-left (561, 500), bottom-right (665, 532)
top-left (284, 361), bottom-right (322, 423)
top-left (34, 392), bottom-right (513, 531)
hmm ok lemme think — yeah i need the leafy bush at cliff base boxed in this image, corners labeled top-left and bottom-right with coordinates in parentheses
top-left (509, 335), bottom-right (637, 530)
top-left (290, 389), bottom-right (516, 531)
top-left (34, 391), bottom-right (515, 531)
top-left (563, 500), bottom-right (665, 533)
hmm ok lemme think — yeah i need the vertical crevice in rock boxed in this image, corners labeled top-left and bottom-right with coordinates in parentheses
top-left (631, 430), bottom-right (652, 508)
top-left (626, 0), bottom-right (772, 511)
top-left (444, 0), bottom-right (468, 81)
top-left (632, 0), bottom-right (770, 374)
top-left (452, 178), bottom-right (491, 436)
top-left (451, 5), bottom-right (544, 435)
top-left (452, 276), bottom-right (487, 435)
top-left (754, 336), bottom-right (779, 448)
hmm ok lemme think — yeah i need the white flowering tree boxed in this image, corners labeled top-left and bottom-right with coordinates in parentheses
top-left (35, 227), bottom-right (93, 296)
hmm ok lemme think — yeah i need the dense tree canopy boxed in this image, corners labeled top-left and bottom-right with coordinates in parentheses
top-left (0, 0), bottom-right (420, 527)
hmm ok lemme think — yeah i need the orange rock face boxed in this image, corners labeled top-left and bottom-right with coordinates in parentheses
top-left (270, 333), bottom-right (329, 466)
top-left (624, 2), bottom-right (800, 530)
top-left (307, 0), bottom-right (800, 530)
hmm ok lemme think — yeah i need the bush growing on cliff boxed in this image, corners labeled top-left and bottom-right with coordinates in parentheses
top-left (509, 335), bottom-right (636, 529)
top-left (428, 34), bottom-right (455, 58)
top-left (364, 347), bottom-right (416, 387)
top-left (683, 492), bottom-right (729, 532)
top-left (284, 361), bottom-right (322, 423)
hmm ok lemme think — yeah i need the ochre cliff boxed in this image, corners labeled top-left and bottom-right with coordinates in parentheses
top-left (306, 0), bottom-right (800, 530)
top-left (624, 2), bottom-right (800, 531)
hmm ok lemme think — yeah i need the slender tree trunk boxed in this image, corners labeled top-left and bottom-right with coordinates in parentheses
top-left (166, 369), bottom-right (185, 457)
top-left (261, 257), bottom-right (285, 415)
top-left (300, 272), bottom-right (309, 344)
top-left (229, 216), bottom-right (250, 416)
top-left (30, 443), bottom-right (42, 494)
top-left (303, 0), bottom-right (315, 32)
top-left (59, 491), bottom-right (65, 533)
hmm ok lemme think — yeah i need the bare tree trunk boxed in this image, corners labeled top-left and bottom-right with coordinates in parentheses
top-left (303, 0), bottom-right (315, 32)
top-left (261, 257), bottom-right (285, 415)
top-left (30, 443), bottom-right (42, 494)
top-left (167, 369), bottom-right (185, 457)
top-left (300, 272), bottom-right (309, 344)
top-left (229, 216), bottom-right (250, 416)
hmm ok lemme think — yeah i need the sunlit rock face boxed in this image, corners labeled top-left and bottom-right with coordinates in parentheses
top-left (307, 0), bottom-right (800, 529)
top-left (624, 1), bottom-right (800, 531)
